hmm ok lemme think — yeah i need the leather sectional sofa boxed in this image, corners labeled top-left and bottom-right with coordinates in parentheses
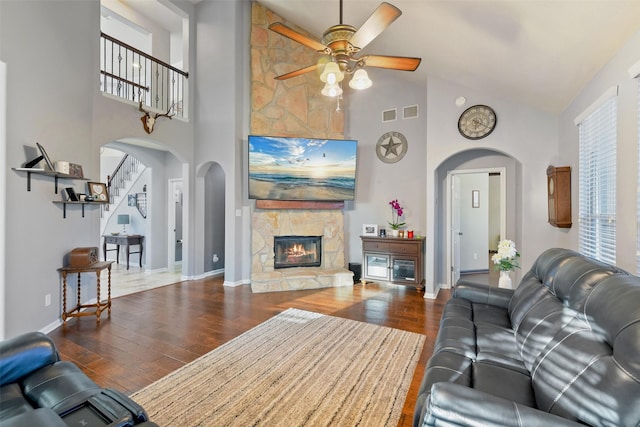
top-left (414, 248), bottom-right (640, 426)
top-left (0, 331), bottom-right (158, 426)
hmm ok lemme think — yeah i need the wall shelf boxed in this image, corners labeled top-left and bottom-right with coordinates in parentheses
top-left (52, 201), bottom-right (108, 218)
top-left (13, 167), bottom-right (90, 193)
top-left (14, 167), bottom-right (103, 218)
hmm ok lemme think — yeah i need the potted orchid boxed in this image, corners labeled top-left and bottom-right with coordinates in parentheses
top-left (388, 199), bottom-right (406, 237)
top-left (491, 239), bottom-right (520, 289)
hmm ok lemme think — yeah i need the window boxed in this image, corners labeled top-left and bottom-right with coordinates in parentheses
top-left (577, 89), bottom-right (617, 264)
top-left (637, 80), bottom-right (640, 272)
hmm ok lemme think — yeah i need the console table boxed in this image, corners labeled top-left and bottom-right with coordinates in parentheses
top-left (103, 234), bottom-right (144, 269)
top-left (58, 261), bottom-right (113, 325)
top-left (360, 235), bottom-right (425, 290)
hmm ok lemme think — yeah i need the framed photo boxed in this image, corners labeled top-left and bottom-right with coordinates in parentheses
top-left (128, 194), bottom-right (137, 207)
top-left (36, 142), bottom-right (55, 171)
top-left (472, 190), bottom-right (480, 208)
top-left (69, 163), bottom-right (84, 178)
top-left (362, 224), bottom-right (379, 237)
top-left (87, 182), bottom-right (109, 203)
top-left (63, 187), bottom-right (78, 201)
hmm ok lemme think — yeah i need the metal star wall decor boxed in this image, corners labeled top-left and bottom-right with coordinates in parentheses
top-left (376, 131), bottom-right (408, 163)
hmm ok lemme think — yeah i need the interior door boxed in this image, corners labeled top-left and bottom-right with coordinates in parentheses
top-left (451, 175), bottom-right (462, 285)
top-left (168, 179), bottom-right (183, 273)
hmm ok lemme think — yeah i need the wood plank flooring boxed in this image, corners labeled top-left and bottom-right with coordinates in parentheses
top-left (47, 277), bottom-right (451, 427)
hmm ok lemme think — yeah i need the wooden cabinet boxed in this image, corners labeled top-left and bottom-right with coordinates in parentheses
top-left (361, 236), bottom-right (425, 290)
top-left (547, 166), bottom-right (572, 228)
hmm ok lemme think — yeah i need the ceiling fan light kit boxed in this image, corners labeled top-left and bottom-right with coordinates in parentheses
top-left (349, 69), bottom-right (372, 90)
top-left (268, 1), bottom-right (421, 98)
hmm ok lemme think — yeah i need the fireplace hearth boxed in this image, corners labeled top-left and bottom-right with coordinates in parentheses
top-left (274, 235), bottom-right (322, 269)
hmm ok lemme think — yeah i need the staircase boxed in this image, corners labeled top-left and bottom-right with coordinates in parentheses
top-left (107, 154), bottom-right (142, 204)
top-left (101, 154), bottom-right (144, 234)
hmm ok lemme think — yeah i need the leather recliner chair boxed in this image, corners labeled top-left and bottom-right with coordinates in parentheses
top-left (0, 331), bottom-right (158, 427)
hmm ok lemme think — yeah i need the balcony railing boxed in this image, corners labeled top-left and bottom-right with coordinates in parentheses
top-left (100, 32), bottom-right (188, 119)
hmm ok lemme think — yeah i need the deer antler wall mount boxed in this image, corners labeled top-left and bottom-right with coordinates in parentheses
top-left (138, 101), bottom-right (175, 134)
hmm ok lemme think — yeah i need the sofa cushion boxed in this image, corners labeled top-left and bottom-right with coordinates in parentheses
top-left (0, 383), bottom-right (34, 419)
top-left (20, 361), bottom-right (102, 414)
top-left (529, 274), bottom-right (640, 426)
top-left (472, 361), bottom-right (535, 407)
top-left (431, 316), bottom-right (476, 359)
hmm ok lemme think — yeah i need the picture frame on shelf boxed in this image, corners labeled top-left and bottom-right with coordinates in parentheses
top-left (87, 182), bottom-right (109, 203)
top-left (128, 194), bottom-right (137, 206)
top-left (36, 142), bottom-right (55, 171)
top-left (63, 187), bottom-right (78, 201)
top-left (69, 163), bottom-right (84, 178)
top-left (362, 224), bottom-right (379, 237)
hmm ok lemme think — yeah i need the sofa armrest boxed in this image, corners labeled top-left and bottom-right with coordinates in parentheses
top-left (421, 382), bottom-right (584, 427)
top-left (0, 332), bottom-right (59, 386)
top-left (453, 279), bottom-right (513, 309)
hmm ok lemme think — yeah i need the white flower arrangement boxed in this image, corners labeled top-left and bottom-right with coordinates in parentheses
top-left (491, 240), bottom-right (520, 272)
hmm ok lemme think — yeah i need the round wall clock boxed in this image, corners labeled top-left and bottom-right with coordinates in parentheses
top-left (376, 131), bottom-right (408, 163)
top-left (458, 105), bottom-right (497, 140)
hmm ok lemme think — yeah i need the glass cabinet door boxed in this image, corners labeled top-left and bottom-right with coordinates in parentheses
top-left (392, 258), bottom-right (417, 282)
top-left (365, 254), bottom-right (389, 280)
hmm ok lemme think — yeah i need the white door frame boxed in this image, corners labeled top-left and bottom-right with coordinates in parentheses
top-left (446, 167), bottom-right (506, 287)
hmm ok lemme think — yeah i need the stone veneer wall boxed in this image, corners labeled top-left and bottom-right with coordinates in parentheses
top-left (250, 2), bottom-right (344, 137)
top-left (251, 210), bottom-right (353, 293)
top-left (250, 3), bottom-right (351, 292)
top-left (252, 210), bottom-right (346, 274)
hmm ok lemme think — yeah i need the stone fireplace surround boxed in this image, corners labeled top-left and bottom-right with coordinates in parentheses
top-left (251, 209), bottom-right (353, 293)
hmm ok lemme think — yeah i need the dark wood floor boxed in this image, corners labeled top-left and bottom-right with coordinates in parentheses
top-left (48, 277), bottom-right (451, 427)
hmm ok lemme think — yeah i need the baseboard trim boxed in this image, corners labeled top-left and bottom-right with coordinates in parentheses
top-left (224, 278), bottom-right (250, 287)
top-left (423, 285), bottom-right (441, 299)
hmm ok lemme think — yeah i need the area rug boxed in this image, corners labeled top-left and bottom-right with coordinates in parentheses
top-left (131, 308), bottom-right (425, 426)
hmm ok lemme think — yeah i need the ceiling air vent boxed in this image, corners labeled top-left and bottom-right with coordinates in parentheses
top-left (403, 105), bottom-right (419, 119)
top-left (382, 109), bottom-right (397, 122)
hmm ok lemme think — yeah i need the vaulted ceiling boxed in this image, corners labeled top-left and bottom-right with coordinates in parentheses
top-left (258, 0), bottom-right (640, 113)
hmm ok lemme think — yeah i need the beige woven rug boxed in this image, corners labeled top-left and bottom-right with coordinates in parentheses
top-left (132, 308), bottom-right (425, 426)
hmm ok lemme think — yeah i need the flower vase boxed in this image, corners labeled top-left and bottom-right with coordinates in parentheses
top-left (498, 270), bottom-right (513, 289)
top-left (391, 229), bottom-right (399, 237)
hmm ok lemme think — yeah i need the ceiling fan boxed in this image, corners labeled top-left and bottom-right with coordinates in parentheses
top-left (268, 0), bottom-right (421, 91)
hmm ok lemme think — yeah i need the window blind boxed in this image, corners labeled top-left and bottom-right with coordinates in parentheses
top-left (578, 94), bottom-right (617, 265)
top-left (637, 80), bottom-right (640, 273)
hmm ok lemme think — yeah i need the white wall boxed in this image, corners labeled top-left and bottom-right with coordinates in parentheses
top-left (558, 30), bottom-right (640, 274)
top-left (0, 0), bottom-right (198, 337)
top-left (194, 0), bottom-right (249, 286)
top-left (346, 74), bottom-right (428, 265)
top-left (425, 75), bottom-right (560, 297)
top-left (1, 61), bottom-right (6, 339)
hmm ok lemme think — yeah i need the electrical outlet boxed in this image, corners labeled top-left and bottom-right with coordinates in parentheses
top-left (45, 294), bottom-right (51, 307)
top-left (213, 254), bottom-right (219, 263)
top-left (473, 253), bottom-right (478, 260)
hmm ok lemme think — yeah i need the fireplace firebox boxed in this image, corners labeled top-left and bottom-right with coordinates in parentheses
top-left (274, 235), bottom-right (322, 269)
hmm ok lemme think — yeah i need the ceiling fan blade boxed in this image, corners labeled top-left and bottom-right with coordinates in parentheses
top-left (274, 64), bottom-right (320, 80)
top-left (363, 55), bottom-right (422, 71)
top-left (268, 22), bottom-right (329, 53)
top-left (348, 2), bottom-right (402, 50)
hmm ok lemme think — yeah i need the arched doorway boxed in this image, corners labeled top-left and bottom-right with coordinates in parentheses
top-left (435, 148), bottom-right (522, 288)
top-left (101, 139), bottom-right (189, 296)
top-left (195, 161), bottom-right (226, 277)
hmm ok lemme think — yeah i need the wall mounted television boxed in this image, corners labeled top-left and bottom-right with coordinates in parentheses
top-left (248, 135), bottom-right (357, 201)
